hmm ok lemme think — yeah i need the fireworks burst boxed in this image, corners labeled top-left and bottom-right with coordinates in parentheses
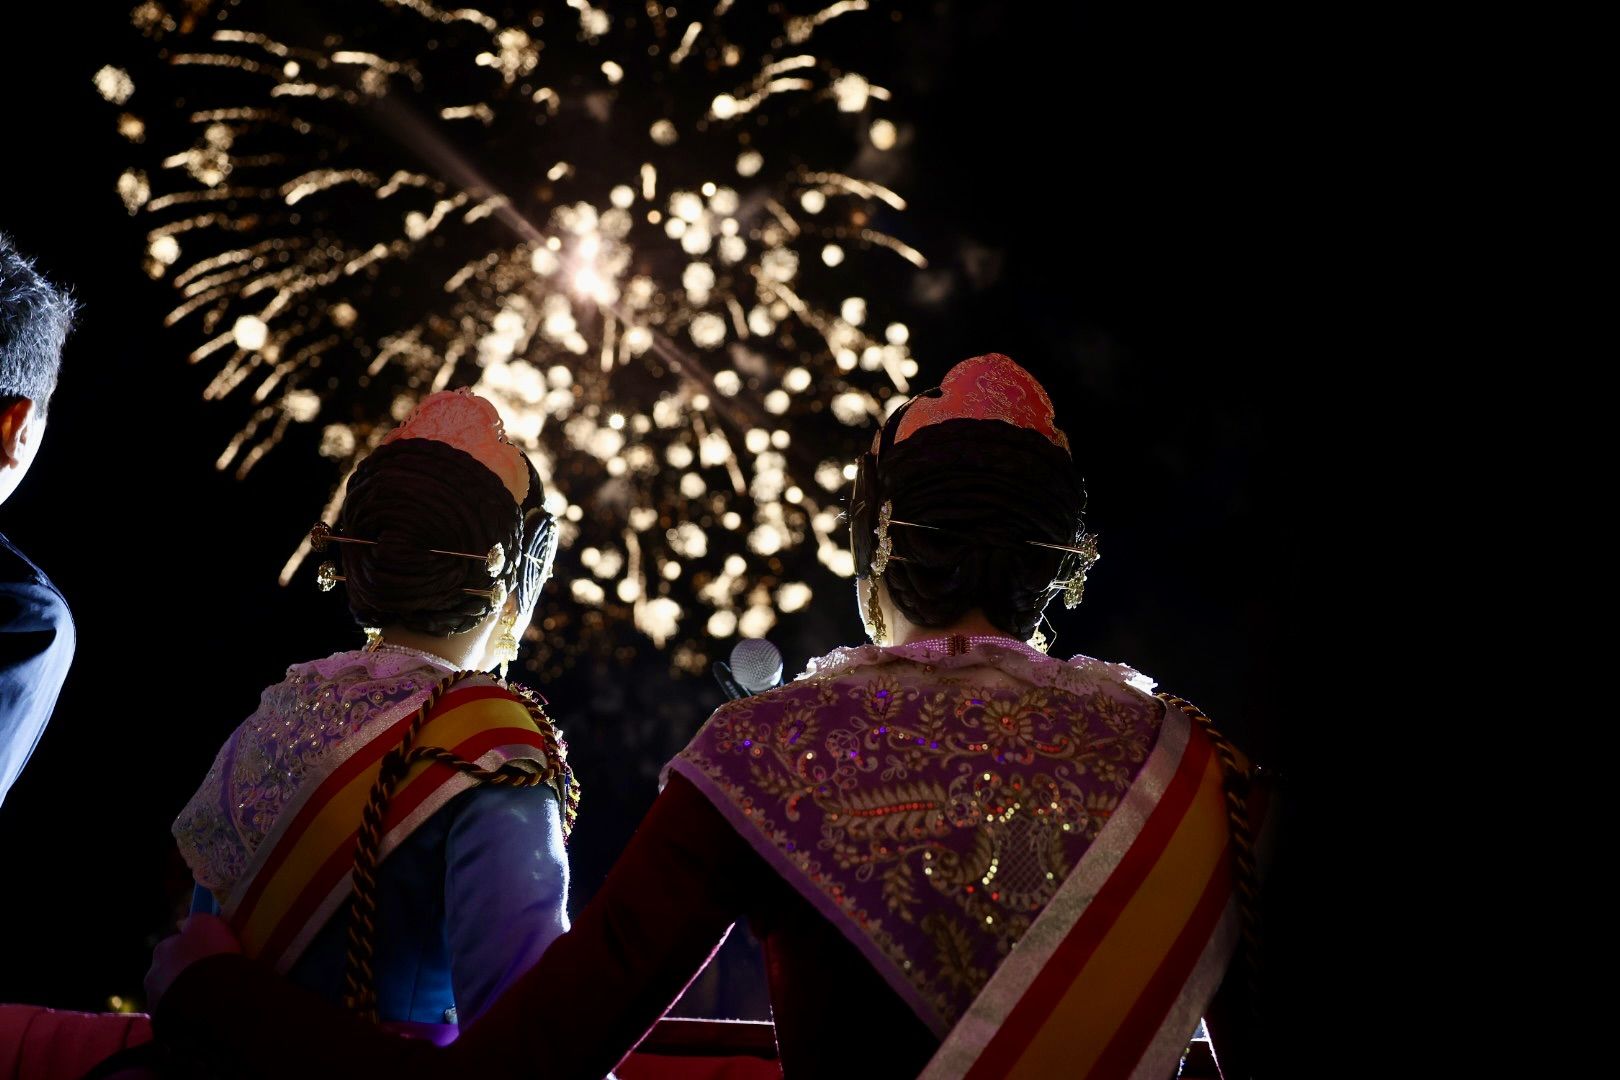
top-left (105, 0), bottom-right (924, 675)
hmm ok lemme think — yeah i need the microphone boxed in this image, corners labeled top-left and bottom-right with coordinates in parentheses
top-left (713, 638), bottom-right (785, 701)
top-left (731, 638), bottom-right (784, 694)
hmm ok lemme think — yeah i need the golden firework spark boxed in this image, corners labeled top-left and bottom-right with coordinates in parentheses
top-left (109, 0), bottom-right (922, 674)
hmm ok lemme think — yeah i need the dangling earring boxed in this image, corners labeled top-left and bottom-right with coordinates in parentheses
top-left (1063, 574), bottom-right (1085, 609)
top-left (872, 500), bottom-right (894, 575)
top-left (1028, 624), bottom-right (1050, 654)
top-left (861, 499), bottom-right (895, 646)
top-left (363, 627), bottom-right (383, 651)
top-left (1062, 534), bottom-right (1101, 609)
top-left (862, 576), bottom-right (889, 646)
top-left (493, 607), bottom-right (519, 680)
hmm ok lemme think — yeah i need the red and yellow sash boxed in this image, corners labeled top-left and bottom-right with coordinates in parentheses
top-left (920, 705), bottom-right (1268, 1080)
top-left (221, 679), bottom-right (559, 973)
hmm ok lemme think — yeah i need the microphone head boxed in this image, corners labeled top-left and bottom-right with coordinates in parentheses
top-left (729, 638), bottom-right (784, 695)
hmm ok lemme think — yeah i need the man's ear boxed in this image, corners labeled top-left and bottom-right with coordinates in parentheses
top-left (0, 398), bottom-right (35, 468)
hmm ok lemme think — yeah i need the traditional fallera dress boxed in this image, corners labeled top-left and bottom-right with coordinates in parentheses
top-left (669, 635), bottom-right (1251, 1079)
top-left (173, 646), bottom-right (577, 1034)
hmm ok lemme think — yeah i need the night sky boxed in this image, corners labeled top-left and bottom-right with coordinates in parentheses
top-left (0, 0), bottom-right (1316, 1043)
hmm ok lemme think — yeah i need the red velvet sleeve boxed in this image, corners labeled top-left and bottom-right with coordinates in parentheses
top-left (155, 774), bottom-right (761, 1080)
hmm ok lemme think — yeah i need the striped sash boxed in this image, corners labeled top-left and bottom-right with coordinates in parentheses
top-left (221, 679), bottom-right (557, 973)
top-left (920, 704), bottom-right (1265, 1080)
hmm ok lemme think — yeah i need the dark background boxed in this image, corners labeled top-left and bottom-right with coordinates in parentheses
top-left (0, 0), bottom-right (1320, 1044)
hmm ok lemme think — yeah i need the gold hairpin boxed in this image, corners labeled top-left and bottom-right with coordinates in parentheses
top-left (315, 562), bottom-right (507, 609)
top-left (888, 517), bottom-right (1099, 561)
top-left (466, 581), bottom-right (508, 608)
top-left (310, 524), bottom-right (506, 578)
top-left (885, 514), bottom-right (930, 533)
top-left (309, 522), bottom-right (374, 553)
top-left (460, 543), bottom-right (506, 578)
top-left (1028, 538), bottom-right (1099, 558)
top-left (426, 542), bottom-right (507, 577)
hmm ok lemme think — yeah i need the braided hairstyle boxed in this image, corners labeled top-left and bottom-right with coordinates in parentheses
top-left (337, 437), bottom-right (555, 636)
top-left (850, 413), bottom-right (1087, 640)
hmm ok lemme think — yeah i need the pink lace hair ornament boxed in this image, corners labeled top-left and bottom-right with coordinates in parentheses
top-left (380, 389), bottom-right (530, 505)
top-left (879, 353), bottom-right (1071, 455)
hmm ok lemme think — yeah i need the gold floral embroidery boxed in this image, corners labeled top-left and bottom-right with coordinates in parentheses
top-left (676, 649), bottom-right (1162, 1030)
top-left (923, 912), bottom-right (988, 993)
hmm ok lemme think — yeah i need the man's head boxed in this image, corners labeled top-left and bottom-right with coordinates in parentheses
top-left (0, 234), bottom-right (76, 506)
